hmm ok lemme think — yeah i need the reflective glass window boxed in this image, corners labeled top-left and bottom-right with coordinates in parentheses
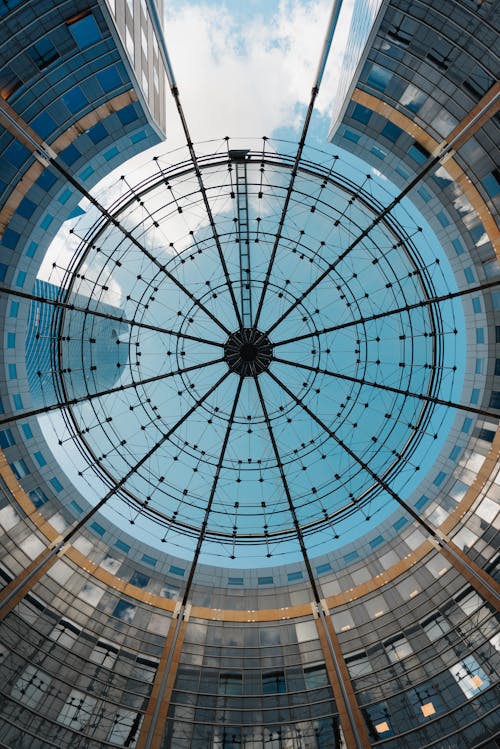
top-left (11, 665), bottom-right (51, 708)
top-left (482, 170), bottom-right (500, 197)
top-left (489, 391), bottom-right (500, 409)
top-left (422, 613), bottom-right (450, 642)
top-left (0, 428), bottom-right (14, 448)
top-left (381, 121), bottom-right (403, 142)
top-left (169, 564), bottom-right (185, 576)
top-left (0, 0), bottom-right (24, 17)
top-left (57, 689), bottom-right (97, 729)
top-left (113, 599), bottom-right (136, 623)
top-left (385, 635), bottom-right (413, 661)
top-left (262, 671), bottom-right (286, 694)
top-left (450, 656), bottom-right (490, 698)
top-left (16, 196), bottom-right (36, 218)
top-left (343, 128), bottom-right (360, 143)
top-left (87, 121), bottom-right (107, 144)
top-left (408, 142), bottom-right (429, 165)
top-left (29, 37), bottom-right (59, 69)
top-left (399, 83), bottom-right (426, 112)
top-left (0, 66), bottom-right (21, 99)
top-left (2, 228), bottom-right (20, 249)
top-left (346, 651), bottom-right (373, 677)
top-left (304, 664), bottom-right (328, 688)
top-left (29, 488), bottom-right (49, 507)
top-left (67, 13), bottom-right (102, 48)
top-left (219, 673), bottom-right (242, 695)
top-left (129, 570), bottom-right (150, 588)
top-left (63, 86), bottom-right (88, 114)
top-left (97, 66), bottom-right (122, 93)
top-left (108, 710), bottom-right (139, 744)
top-left (367, 64), bottom-right (392, 91)
top-left (352, 103), bottom-right (372, 124)
top-left (117, 103), bottom-right (139, 125)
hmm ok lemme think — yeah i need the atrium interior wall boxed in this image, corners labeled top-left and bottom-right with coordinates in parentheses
top-left (0, 0), bottom-right (498, 748)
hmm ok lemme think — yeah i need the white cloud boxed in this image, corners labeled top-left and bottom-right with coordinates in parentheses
top-left (38, 222), bottom-right (80, 286)
top-left (38, 219), bottom-right (123, 306)
top-left (162, 0), bottom-right (351, 143)
top-left (41, 0), bottom-right (360, 281)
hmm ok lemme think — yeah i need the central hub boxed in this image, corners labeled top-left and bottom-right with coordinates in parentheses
top-left (224, 328), bottom-right (273, 377)
top-left (240, 342), bottom-right (258, 362)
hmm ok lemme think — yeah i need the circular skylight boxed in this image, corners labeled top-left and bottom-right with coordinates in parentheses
top-left (37, 139), bottom-right (464, 564)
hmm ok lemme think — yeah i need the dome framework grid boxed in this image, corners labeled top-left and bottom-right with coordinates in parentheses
top-left (45, 142), bottom-right (461, 556)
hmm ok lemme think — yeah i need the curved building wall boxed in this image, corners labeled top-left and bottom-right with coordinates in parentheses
top-left (0, 0), bottom-right (498, 747)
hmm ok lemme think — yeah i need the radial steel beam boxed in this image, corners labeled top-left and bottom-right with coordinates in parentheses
top-left (267, 368), bottom-right (500, 608)
top-left (315, 604), bottom-right (371, 749)
top-left (273, 278), bottom-right (500, 348)
top-left (0, 285), bottom-right (225, 347)
top-left (181, 377), bottom-right (243, 607)
top-left (264, 85), bottom-right (500, 339)
top-left (273, 356), bottom-right (500, 420)
top-left (0, 99), bottom-right (231, 337)
top-left (0, 357), bottom-right (224, 427)
top-left (253, 0), bottom-right (346, 329)
top-left (145, 0), bottom-right (243, 331)
top-left (254, 376), bottom-right (321, 602)
top-left (0, 370), bottom-right (231, 620)
top-left (253, 375), bottom-right (370, 749)
top-left (136, 377), bottom-right (244, 748)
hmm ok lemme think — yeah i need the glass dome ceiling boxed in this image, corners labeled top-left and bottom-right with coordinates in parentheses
top-left (34, 138), bottom-right (467, 566)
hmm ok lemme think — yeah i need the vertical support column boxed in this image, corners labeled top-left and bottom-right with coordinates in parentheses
top-left (267, 371), bottom-right (500, 613)
top-left (0, 541), bottom-right (63, 622)
top-left (0, 371), bottom-right (230, 620)
top-left (314, 602), bottom-right (371, 749)
top-left (431, 535), bottom-right (500, 609)
top-left (136, 603), bottom-right (189, 749)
